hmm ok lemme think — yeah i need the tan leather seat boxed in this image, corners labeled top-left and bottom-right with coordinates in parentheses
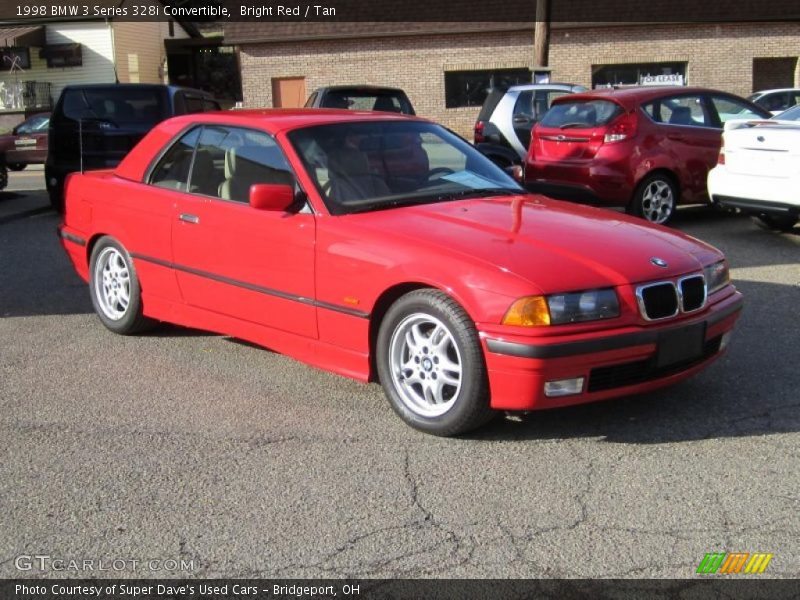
top-left (218, 146), bottom-right (293, 202)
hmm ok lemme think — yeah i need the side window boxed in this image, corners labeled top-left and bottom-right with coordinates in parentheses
top-left (512, 91), bottom-right (534, 120)
top-left (709, 95), bottom-right (765, 124)
top-left (185, 97), bottom-right (219, 114)
top-left (304, 92), bottom-right (317, 108)
top-left (191, 126), bottom-right (294, 203)
top-left (149, 128), bottom-right (201, 191)
top-left (654, 95), bottom-right (712, 128)
top-left (758, 92), bottom-right (790, 113)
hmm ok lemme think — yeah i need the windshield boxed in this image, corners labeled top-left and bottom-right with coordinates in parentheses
top-left (320, 90), bottom-right (414, 115)
top-left (61, 88), bottom-right (168, 126)
top-left (539, 99), bottom-right (623, 129)
top-left (775, 105), bottom-right (800, 121)
top-left (288, 121), bottom-right (524, 215)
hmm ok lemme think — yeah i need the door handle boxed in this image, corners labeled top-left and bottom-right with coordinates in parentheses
top-left (667, 134), bottom-right (685, 141)
top-left (179, 213), bottom-right (199, 224)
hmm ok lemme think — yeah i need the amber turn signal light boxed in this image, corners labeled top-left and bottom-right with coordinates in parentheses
top-left (502, 296), bottom-right (551, 327)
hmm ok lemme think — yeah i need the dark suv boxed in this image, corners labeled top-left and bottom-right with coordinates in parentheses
top-left (305, 86), bottom-right (415, 115)
top-left (46, 84), bottom-right (219, 211)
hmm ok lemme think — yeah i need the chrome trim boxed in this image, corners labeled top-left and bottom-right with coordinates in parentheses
top-left (677, 273), bottom-right (707, 314)
top-left (635, 281), bottom-right (679, 322)
top-left (539, 134), bottom-right (591, 142)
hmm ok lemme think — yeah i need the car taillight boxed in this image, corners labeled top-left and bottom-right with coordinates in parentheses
top-left (603, 112), bottom-right (637, 143)
top-left (474, 121), bottom-right (485, 143)
top-left (717, 138), bottom-right (725, 165)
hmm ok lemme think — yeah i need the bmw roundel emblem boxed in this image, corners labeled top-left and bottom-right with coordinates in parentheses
top-left (651, 257), bottom-right (669, 268)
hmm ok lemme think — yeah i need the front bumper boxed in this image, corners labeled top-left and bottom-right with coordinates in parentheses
top-left (480, 290), bottom-right (743, 411)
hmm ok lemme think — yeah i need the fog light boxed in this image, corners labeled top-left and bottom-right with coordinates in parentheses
top-left (544, 377), bottom-right (585, 398)
top-left (719, 331), bottom-right (732, 351)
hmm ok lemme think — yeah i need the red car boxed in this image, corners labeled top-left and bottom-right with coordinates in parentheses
top-left (0, 112), bottom-right (49, 171)
top-left (58, 110), bottom-right (742, 436)
top-left (524, 87), bottom-right (769, 224)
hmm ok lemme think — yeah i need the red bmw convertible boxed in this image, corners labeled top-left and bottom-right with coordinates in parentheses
top-left (58, 110), bottom-right (742, 436)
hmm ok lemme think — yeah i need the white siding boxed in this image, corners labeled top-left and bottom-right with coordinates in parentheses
top-left (0, 22), bottom-right (117, 110)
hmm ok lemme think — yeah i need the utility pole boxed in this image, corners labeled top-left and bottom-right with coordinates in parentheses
top-left (534, 0), bottom-right (551, 69)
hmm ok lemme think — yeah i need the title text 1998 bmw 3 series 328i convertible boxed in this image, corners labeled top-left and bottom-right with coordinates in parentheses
top-left (58, 110), bottom-right (743, 436)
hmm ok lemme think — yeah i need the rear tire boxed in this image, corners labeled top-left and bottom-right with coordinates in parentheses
top-left (629, 173), bottom-right (678, 225)
top-left (8, 163), bottom-right (26, 171)
top-left (753, 214), bottom-right (798, 232)
top-left (49, 190), bottom-right (64, 213)
top-left (89, 237), bottom-right (155, 335)
top-left (376, 289), bottom-right (494, 436)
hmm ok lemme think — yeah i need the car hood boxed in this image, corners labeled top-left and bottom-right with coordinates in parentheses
top-left (346, 195), bottom-right (722, 293)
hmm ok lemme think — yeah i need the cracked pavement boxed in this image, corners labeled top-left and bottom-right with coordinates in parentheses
top-left (1, 185), bottom-right (798, 579)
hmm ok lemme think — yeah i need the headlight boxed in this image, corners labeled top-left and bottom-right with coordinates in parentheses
top-left (704, 260), bottom-right (730, 294)
top-left (503, 289), bottom-right (620, 327)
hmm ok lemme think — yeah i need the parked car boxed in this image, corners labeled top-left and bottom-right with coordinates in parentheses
top-left (747, 88), bottom-right (800, 115)
top-left (708, 118), bottom-right (799, 231)
top-left (0, 112), bottom-right (50, 171)
top-left (474, 83), bottom-right (586, 167)
top-left (305, 85), bottom-right (415, 115)
top-left (46, 84), bottom-right (220, 212)
top-left (524, 86), bottom-right (770, 224)
top-left (58, 110), bottom-right (742, 436)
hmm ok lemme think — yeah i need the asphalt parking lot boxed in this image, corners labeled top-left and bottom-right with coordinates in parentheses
top-left (1, 167), bottom-right (799, 579)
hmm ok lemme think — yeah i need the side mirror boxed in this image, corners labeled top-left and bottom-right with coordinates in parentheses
top-left (249, 183), bottom-right (295, 211)
top-left (505, 165), bottom-right (524, 184)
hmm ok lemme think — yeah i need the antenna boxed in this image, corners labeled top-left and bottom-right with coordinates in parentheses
top-left (79, 117), bottom-right (84, 174)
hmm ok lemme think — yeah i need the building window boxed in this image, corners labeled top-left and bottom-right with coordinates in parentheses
top-left (444, 68), bottom-right (532, 108)
top-left (39, 44), bottom-right (82, 68)
top-left (1, 47), bottom-right (31, 71)
top-left (591, 62), bottom-right (687, 89)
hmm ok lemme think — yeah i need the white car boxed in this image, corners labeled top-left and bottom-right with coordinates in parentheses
top-left (748, 89), bottom-right (800, 116)
top-left (708, 119), bottom-right (800, 231)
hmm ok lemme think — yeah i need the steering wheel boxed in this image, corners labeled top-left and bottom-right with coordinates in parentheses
top-left (427, 167), bottom-right (455, 181)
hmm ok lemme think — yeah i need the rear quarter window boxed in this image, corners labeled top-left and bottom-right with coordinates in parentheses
top-left (539, 100), bottom-right (623, 128)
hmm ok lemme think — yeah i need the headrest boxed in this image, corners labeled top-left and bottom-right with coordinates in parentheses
top-left (328, 148), bottom-right (371, 177)
top-left (669, 106), bottom-right (692, 124)
top-left (373, 96), bottom-right (401, 112)
top-left (225, 145), bottom-right (288, 179)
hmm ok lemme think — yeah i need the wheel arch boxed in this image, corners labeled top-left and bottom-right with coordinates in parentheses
top-left (367, 282), bottom-right (437, 381)
top-left (633, 167), bottom-right (681, 202)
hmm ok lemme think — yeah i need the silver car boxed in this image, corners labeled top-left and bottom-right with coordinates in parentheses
top-left (474, 83), bottom-right (586, 166)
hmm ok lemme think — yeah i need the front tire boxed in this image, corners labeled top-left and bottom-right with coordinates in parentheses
top-left (89, 237), bottom-right (154, 334)
top-left (629, 173), bottom-right (678, 225)
top-left (753, 214), bottom-right (797, 232)
top-left (376, 290), bottom-right (494, 436)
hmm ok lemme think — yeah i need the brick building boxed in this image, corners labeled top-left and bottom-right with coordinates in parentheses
top-left (225, 22), bottom-right (800, 138)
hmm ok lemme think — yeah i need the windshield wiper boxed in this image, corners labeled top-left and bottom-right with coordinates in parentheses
top-left (432, 187), bottom-right (523, 201)
top-left (344, 188), bottom-right (525, 214)
top-left (559, 123), bottom-right (590, 129)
